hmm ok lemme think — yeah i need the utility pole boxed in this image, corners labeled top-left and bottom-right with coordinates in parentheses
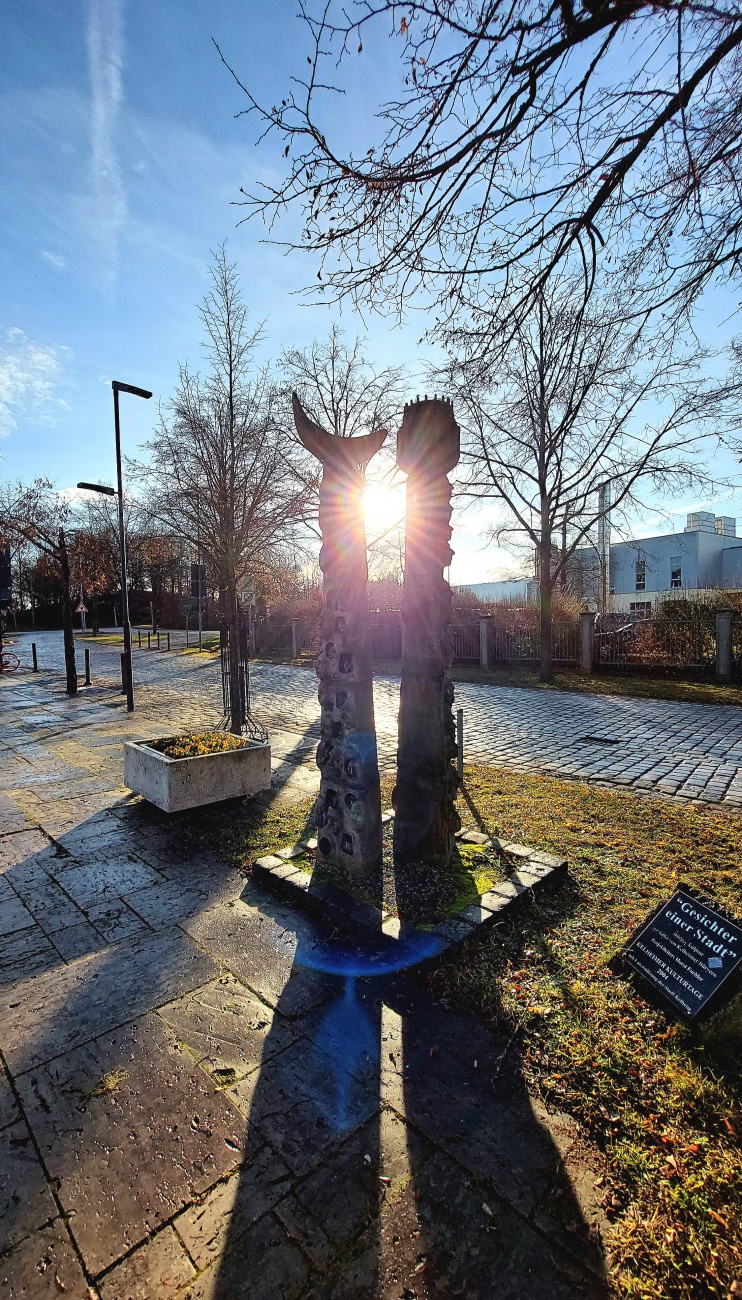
top-left (597, 482), bottom-right (611, 613)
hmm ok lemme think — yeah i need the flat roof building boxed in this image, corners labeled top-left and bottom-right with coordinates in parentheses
top-left (455, 513), bottom-right (741, 612)
top-left (570, 512), bottom-right (739, 612)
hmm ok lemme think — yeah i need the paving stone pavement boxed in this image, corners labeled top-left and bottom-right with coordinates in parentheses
top-left (0, 632), bottom-right (616, 1297)
top-left (9, 629), bottom-right (742, 804)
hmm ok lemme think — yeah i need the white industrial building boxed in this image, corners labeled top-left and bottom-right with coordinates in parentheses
top-left (603, 512), bottom-right (740, 612)
top-left (458, 512), bottom-right (742, 611)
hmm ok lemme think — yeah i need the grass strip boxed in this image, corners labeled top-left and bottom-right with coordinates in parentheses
top-left (432, 764), bottom-right (742, 1299)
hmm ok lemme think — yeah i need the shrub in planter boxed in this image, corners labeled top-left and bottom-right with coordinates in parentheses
top-left (124, 730), bottom-right (271, 813)
top-left (151, 732), bottom-right (246, 759)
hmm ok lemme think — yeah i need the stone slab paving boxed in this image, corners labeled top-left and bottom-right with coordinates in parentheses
top-left (0, 637), bottom-right (614, 1297)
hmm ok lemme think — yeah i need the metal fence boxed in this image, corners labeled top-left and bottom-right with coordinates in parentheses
top-left (369, 611), bottom-right (403, 660)
top-left (254, 613), bottom-right (583, 666)
top-left (486, 620), bottom-right (580, 666)
top-left (594, 618), bottom-right (715, 671)
top-left (450, 622), bottom-right (480, 663)
top-left (252, 617), bottom-right (295, 658)
top-left (251, 611), bottom-right (736, 676)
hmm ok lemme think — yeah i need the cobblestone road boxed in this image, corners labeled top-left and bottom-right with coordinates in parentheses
top-left (6, 629), bottom-right (742, 805)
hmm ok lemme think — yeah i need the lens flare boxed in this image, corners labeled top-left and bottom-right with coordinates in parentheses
top-left (362, 481), bottom-right (405, 538)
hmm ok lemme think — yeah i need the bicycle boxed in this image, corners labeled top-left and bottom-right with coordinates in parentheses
top-left (0, 651), bottom-right (21, 673)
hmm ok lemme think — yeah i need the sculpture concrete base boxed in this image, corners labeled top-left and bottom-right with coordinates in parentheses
top-left (124, 738), bottom-right (272, 813)
top-left (252, 833), bottom-right (567, 946)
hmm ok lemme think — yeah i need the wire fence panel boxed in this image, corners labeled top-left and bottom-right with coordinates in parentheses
top-left (253, 613), bottom-right (720, 673)
top-left (595, 619), bottom-right (715, 670)
top-left (551, 623), bottom-right (580, 663)
top-left (369, 611), bottom-right (403, 660)
top-left (450, 623), bottom-right (480, 663)
top-left (252, 617), bottom-right (294, 657)
top-left (484, 621), bottom-right (579, 666)
top-left (488, 624), bottom-right (538, 664)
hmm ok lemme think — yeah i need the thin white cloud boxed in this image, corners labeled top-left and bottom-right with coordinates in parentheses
top-left (0, 328), bottom-right (71, 436)
top-left (40, 250), bottom-right (66, 268)
top-left (86, 0), bottom-right (126, 287)
top-left (57, 486), bottom-right (99, 505)
top-left (625, 492), bottom-right (739, 539)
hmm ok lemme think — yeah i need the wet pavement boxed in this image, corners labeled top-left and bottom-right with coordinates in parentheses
top-left (0, 636), bottom-right (614, 1298)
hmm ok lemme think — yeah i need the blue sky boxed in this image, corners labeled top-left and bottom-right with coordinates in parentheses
top-left (0, 5), bottom-right (424, 462)
top-left (1, 0), bottom-right (741, 584)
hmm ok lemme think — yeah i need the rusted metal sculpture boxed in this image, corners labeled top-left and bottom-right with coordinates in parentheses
top-left (393, 397), bottom-right (461, 916)
top-left (292, 393), bottom-right (386, 886)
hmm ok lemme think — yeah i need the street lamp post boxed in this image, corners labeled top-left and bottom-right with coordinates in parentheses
top-left (78, 378), bottom-right (152, 713)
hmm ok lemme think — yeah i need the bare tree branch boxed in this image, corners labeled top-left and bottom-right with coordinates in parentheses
top-left (229, 0), bottom-right (742, 339)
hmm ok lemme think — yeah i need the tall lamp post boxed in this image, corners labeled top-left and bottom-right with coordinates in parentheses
top-left (78, 379), bottom-right (152, 712)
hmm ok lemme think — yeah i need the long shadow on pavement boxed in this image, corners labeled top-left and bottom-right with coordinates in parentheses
top-left (0, 708), bottom-right (612, 1298)
top-left (201, 883), bottom-right (613, 1300)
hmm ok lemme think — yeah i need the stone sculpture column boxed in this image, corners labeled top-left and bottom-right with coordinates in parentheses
top-left (292, 393), bottom-right (386, 886)
top-left (393, 397), bottom-right (461, 913)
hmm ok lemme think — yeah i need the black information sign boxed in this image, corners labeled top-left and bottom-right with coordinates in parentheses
top-left (619, 886), bottom-right (742, 1021)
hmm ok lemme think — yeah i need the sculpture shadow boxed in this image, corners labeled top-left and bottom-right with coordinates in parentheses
top-left (205, 880), bottom-right (612, 1300)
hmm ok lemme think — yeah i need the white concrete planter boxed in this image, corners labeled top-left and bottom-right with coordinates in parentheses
top-left (123, 736), bottom-right (272, 813)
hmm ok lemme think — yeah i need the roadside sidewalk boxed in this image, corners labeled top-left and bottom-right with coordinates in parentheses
top-left (0, 662), bottom-right (613, 1298)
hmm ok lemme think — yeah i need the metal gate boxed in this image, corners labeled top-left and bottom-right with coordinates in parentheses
top-left (220, 618), bottom-right (267, 741)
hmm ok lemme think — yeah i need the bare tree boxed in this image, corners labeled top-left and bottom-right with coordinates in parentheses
top-left (226, 1), bottom-right (742, 339)
top-left (445, 277), bottom-right (735, 679)
top-left (281, 325), bottom-right (405, 443)
top-left (76, 491), bottom-right (155, 630)
top-left (141, 248), bottom-right (305, 730)
top-left (0, 479), bottom-right (78, 693)
top-left (68, 526), bottom-right (120, 636)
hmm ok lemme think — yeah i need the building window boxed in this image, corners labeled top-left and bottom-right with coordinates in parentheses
top-left (630, 602), bottom-right (652, 618)
top-left (635, 559), bottom-right (646, 592)
top-left (670, 556), bottom-right (682, 588)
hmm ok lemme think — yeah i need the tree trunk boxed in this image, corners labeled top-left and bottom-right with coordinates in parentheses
top-left (58, 530), bottom-right (77, 696)
top-left (225, 577), bottom-right (242, 734)
top-left (538, 535), bottom-right (553, 683)
top-left (92, 594), bottom-right (100, 637)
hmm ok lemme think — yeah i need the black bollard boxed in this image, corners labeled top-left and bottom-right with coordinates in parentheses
top-left (138, 629), bottom-right (141, 648)
top-left (31, 642), bottom-right (38, 672)
top-left (167, 632), bottom-right (171, 651)
top-left (120, 652), bottom-right (127, 693)
top-left (85, 647), bottom-right (91, 686)
top-left (456, 707), bottom-right (464, 782)
top-left (147, 631), bottom-right (151, 650)
top-left (157, 631), bottom-right (161, 651)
